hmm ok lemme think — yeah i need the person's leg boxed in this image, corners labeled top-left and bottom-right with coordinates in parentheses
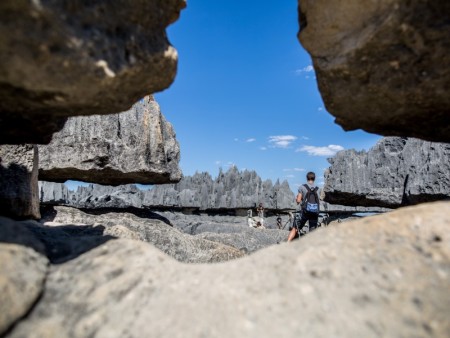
top-left (287, 227), bottom-right (297, 241)
top-left (297, 211), bottom-right (309, 235)
top-left (308, 213), bottom-right (319, 233)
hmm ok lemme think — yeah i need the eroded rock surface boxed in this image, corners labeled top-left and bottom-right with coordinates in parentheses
top-left (0, 145), bottom-right (40, 219)
top-left (323, 137), bottom-right (450, 208)
top-left (39, 96), bottom-right (181, 185)
top-left (6, 202), bottom-right (450, 338)
top-left (0, 0), bottom-right (186, 144)
top-left (39, 167), bottom-right (296, 210)
top-left (298, 0), bottom-right (450, 142)
top-left (0, 217), bottom-right (48, 335)
top-left (39, 206), bottom-right (244, 264)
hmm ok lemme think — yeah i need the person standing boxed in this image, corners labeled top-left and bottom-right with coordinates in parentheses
top-left (257, 203), bottom-right (265, 226)
top-left (287, 172), bottom-right (320, 241)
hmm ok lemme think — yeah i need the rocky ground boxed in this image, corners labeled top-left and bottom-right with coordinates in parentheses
top-left (1, 201), bottom-right (449, 337)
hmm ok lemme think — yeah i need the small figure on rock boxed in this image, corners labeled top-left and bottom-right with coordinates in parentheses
top-left (257, 203), bottom-right (265, 226)
top-left (276, 217), bottom-right (282, 229)
top-left (287, 171), bottom-right (320, 241)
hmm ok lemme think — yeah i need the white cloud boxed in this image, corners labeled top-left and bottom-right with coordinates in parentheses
top-left (268, 135), bottom-right (297, 148)
top-left (296, 144), bottom-right (344, 156)
top-left (295, 65), bottom-right (314, 75)
top-left (301, 136), bottom-right (309, 140)
top-left (260, 146), bottom-right (267, 151)
top-left (285, 174), bottom-right (295, 178)
top-left (215, 161), bottom-right (221, 166)
top-left (283, 167), bottom-right (305, 172)
top-left (246, 138), bottom-right (256, 143)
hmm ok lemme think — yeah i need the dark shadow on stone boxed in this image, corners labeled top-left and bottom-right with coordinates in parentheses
top-left (22, 221), bottom-right (115, 264)
top-left (401, 174), bottom-right (410, 206)
top-left (0, 216), bottom-right (115, 264)
top-left (0, 162), bottom-right (36, 220)
top-left (40, 204), bottom-right (172, 226)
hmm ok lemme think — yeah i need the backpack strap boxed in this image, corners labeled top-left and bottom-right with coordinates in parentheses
top-left (303, 185), bottom-right (319, 205)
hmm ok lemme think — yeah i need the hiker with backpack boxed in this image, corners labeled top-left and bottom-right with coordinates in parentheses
top-left (287, 171), bottom-right (320, 241)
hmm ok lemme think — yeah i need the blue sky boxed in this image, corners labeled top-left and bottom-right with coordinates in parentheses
top-left (153, 1), bottom-right (381, 191)
top-left (66, 1), bottom-right (381, 192)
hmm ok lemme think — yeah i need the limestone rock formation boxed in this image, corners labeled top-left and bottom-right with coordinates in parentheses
top-left (39, 96), bottom-right (181, 185)
top-left (323, 137), bottom-right (450, 208)
top-left (39, 167), bottom-right (296, 211)
top-left (5, 201), bottom-right (450, 337)
top-left (143, 166), bottom-right (297, 210)
top-left (0, 145), bottom-right (40, 219)
top-left (0, 217), bottom-right (48, 335)
top-left (298, 0), bottom-right (450, 142)
top-left (39, 206), bottom-right (244, 264)
top-left (0, 0), bottom-right (186, 144)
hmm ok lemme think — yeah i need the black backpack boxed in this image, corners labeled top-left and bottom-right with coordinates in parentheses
top-left (302, 184), bottom-right (319, 214)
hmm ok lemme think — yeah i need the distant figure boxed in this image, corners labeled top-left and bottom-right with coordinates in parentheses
top-left (276, 217), bottom-right (282, 229)
top-left (287, 172), bottom-right (320, 241)
top-left (257, 203), bottom-right (265, 226)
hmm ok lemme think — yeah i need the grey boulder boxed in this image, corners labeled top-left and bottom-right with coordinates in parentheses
top-left (323, 137), bottom-right (450, 208)
top-left (39, 96), bottom-right (181, 185)
top-left (0, 0), bottom-right (186, 144)
top-left (298, 0), bottom-right (450, 142)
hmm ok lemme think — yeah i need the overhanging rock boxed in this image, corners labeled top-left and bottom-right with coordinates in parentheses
top-left (39, 96), bottom-right (181, 185)
top-left (323, 137), bottom-right (450, 208)
top-left (298, 0), bottom-right (450, 142)
top-left (0, 0), bottom-right (186, 144)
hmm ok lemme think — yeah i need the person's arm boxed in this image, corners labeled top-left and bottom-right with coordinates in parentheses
top-left (296, 192), bottom-right (303, 205)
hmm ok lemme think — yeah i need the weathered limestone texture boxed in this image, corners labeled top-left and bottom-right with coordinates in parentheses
top-left (0, 0), bottom-right (186, 144)
top-left (0, 217), bottom-right (48, 335)
top-left (39, 96), bottom-right (181, 185)
top-left (323, 137), bottom-right (450, 208)
top-left (298, 0), bottom-right (450, 142)
top-left (40, 206), bottom-right (244, 264)
top-left (0, 145), bottom-right (40, 219)
top-left (6, 202), bottom-right (450, 338)
top-left (39, 167), bottom-right (296, 210)
top-left (143, 166), bottom-right (297, 210)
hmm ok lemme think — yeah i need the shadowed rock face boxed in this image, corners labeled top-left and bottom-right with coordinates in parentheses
top-left (0, 145), bottom-right (40, 219)
top-left (323, 137), bottom-right (450, 208)
top-left (4, 201), bottom-right (450, 337)
top-left (298, 0), bottom-right (450, 142)
top-left (0, 0), bottom-right (186, 144)
top-left (39, 96), bottom-right (181, 185)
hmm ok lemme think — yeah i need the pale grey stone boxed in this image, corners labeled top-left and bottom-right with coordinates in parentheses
top-left (7, 201), bottom-right (450, 338)
top-left (323, 137), bottom-right (450, 207)
top-left (39, 96), bottom-right (181, 185)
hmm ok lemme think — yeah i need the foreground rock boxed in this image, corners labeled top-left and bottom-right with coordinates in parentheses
top-left (0, 0), bottom-right (186, 144)
top-left (298, 1), bottom-right (450, 142)
top-left (323, 137), bottom-right (450, 208)
top-left (0, 145), bottom-right (40, 219)
top-left (39, 206), bottom-right (243, 263)
top-left (39, 96), bottom-right (181, 185)
top-left (0, 217), bottom-right (48, 335)
top-left (7, 201), bottom-right (450, 337)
